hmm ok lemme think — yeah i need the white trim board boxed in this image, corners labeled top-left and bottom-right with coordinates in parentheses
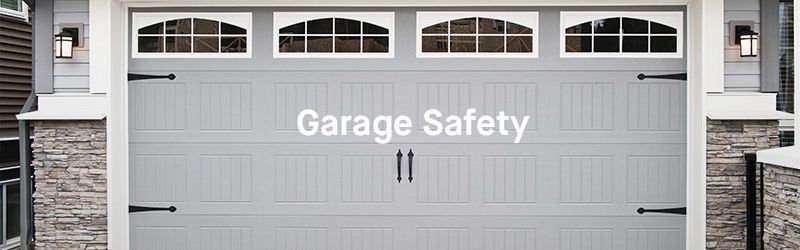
top-left (706, 93), bottom-right (795, 120)
top-left (758, 146), bottom-right (800, 170)
top-left (118, 0), bottom-right (693, 7)
top-left (16, 94), bottom-right (107, 120)
top-left (102, 3), bottom-right (706, 250)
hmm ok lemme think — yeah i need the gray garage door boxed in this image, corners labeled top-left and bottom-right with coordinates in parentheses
top-left (128, 7), bottom-right (687, 250)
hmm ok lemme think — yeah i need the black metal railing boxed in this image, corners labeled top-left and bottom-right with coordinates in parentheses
top-left (745, 153), bottom-right (765, 250)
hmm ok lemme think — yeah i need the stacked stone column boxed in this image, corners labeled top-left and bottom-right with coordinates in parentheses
top-left (31, 120), bottom-right (107, 249)
top-left (706, 119), bottom-right (779, 249)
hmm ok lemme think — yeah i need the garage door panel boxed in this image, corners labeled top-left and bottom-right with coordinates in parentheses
top-left (131, 154), bottom-right (187, 203)
top-left (131, 82), bottom-right (188, 131)
top-left (199, 83), bottom-right (253, 131)
top-left (130, 215), bottom-right (683, 250)
top-left (130, 71), bottom-right (685, 144)
top-left (129, 143), bottom-right (683, 216)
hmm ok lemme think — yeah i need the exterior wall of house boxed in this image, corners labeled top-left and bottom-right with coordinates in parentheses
top-left (0, 16), bottom-right (32, 139)
top-left (43, 0), bottom-right (765, 94)
top-left (724, 0), bottom-right (761, 92)
top-left (53, 0), bottom-right (90, 92)
top-left (763, 163), bottom-right (800, 250)
top-left (20, 1), bottom-right (790, 249)
top-left (31, 120), bottom-right (107, 249)
top-left (706, 119), bottom-right (779, 249)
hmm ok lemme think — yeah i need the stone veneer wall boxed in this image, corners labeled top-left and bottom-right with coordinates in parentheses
top-left (31, 120), bottom-right (108, 249)
top-left (763, 164), bottom-right (800, 250)
top-left (706, 119), bottom-right (779, 249)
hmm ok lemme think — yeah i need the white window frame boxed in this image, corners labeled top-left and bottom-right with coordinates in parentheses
top-left (416, 12), bottom-right (539, 58)
top-left (131, 12), bottom-right (252, 59)
top-left (273, 12), bottom-right (395, 58)
top-left (0, 165), bottom-right (20, 250)
top-left (0, 0), bottom-right (28, 21)
top-left (560, 11), bottom-right (684, 58)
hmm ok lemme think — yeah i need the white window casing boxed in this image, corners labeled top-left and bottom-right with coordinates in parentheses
top-left (0, 0), bottom-right (28, 21)
top-left (131, 12), bottom-right (252, 58)
top-left (273, 12), bottom-right (395, 58)
top-left (560, 11), bottom-right (684, 58)
top-left (416, 11), bottom-right (539, 58)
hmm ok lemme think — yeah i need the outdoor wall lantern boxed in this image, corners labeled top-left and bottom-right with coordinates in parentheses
top-left (54, 23), bottom-right (83, 59)
top-left (738, 27), bottom-right (758, 57)
top-left (54, 30), bottom-right (74, 59)
top-left (730, 21), bottom-right (758, 58)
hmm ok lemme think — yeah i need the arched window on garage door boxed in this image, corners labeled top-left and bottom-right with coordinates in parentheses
top-left (273, 12), bottom-right (395, 58)
top-left (132, 13), bottom-right (252, 58)
top-left (560, 12), bottom-right (683, 58)
top-left (416, 12), bottom-right (539, 58)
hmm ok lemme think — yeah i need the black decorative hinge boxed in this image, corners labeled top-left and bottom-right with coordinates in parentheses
top-left (128, 73), bottom-right (176, 81)
top-left (129, 205), bottom-right (177, 213)
top-left (637, 207), bottom-right (686, 215)
top-left (637, 73), bottom-right (687, 81)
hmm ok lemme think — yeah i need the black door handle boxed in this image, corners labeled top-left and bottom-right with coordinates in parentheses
top-left (407, 149), bottom-right (414, 183)
top-left (396, 150), bottom-right (403, 183)
top-left (129, 205), bottom-right (177, 213)
top-left (637, 73), bottom-right (687, 81)
top-left (128, 73), bottom-right (176, 81)
top-left (637, 207), bottom-right (686, 215)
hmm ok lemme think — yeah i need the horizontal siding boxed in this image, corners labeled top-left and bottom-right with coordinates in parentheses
top-left (724, 62), bottom-right (761, 75)
top-left (724, 0), bottom-right (761, 92)
top-left (54, 64), bottom-right (89, 76)
top-left (53, 0), bottom-right (90, 92)
top-left (724, 75), bottom-right (762, 92)
top-left (0, 17), bottom-right (32, 138)
top-left (54, 0), bottom-right (89, 12)
top-left (52, 24), bottom-right (89, 37)
top-left (725, 0), bottom-right (760, 11)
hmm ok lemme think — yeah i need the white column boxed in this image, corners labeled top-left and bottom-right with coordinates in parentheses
top-left (795, 0), bottom-right (800, 132)
top-left (687, 0), bottom-right (718, 249)
top-left (703, 0), bottom-right (725, 93)
top-left (89, 0), bottom-right (123, 94)
top-left (96, 0), bottom-right (129, 249)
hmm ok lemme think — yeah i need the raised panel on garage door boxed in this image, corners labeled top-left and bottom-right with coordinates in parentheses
top-left (128, 7), bottom-right (686, 250)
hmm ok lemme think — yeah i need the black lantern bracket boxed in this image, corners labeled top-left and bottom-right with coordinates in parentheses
top-left (729, 20), bottom-right (755, 46)
top-left (58, 23), bottom-right (84, 48)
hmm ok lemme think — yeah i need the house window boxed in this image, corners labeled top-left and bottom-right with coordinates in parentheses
top-left (0, 165), bottom-right (20, 249)
top-left (778, 0), bottom-right (795, 114)
top-left (132, 13), bottom-right (252, 58)
top-left (560, 12), bottom-right (683, 58)
top-left (416, 12), bottom-right (539, 58)
top-left (780, 131), bottom-right (795, 147)
top-left (274, 12), bottom-right (394, 58)
top-left (0, 0), bottom-right (27, 21)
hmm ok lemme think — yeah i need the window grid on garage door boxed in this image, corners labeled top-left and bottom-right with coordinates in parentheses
top-left (273, 12), bottom-right (395, 58)
top-left (560, 12), bottom-right (684, 58)
top-left (416, 12), bottom-right (540, 58)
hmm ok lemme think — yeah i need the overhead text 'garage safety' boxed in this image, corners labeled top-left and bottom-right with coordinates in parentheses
top-left (297, 108), bottom-right (530, 144)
